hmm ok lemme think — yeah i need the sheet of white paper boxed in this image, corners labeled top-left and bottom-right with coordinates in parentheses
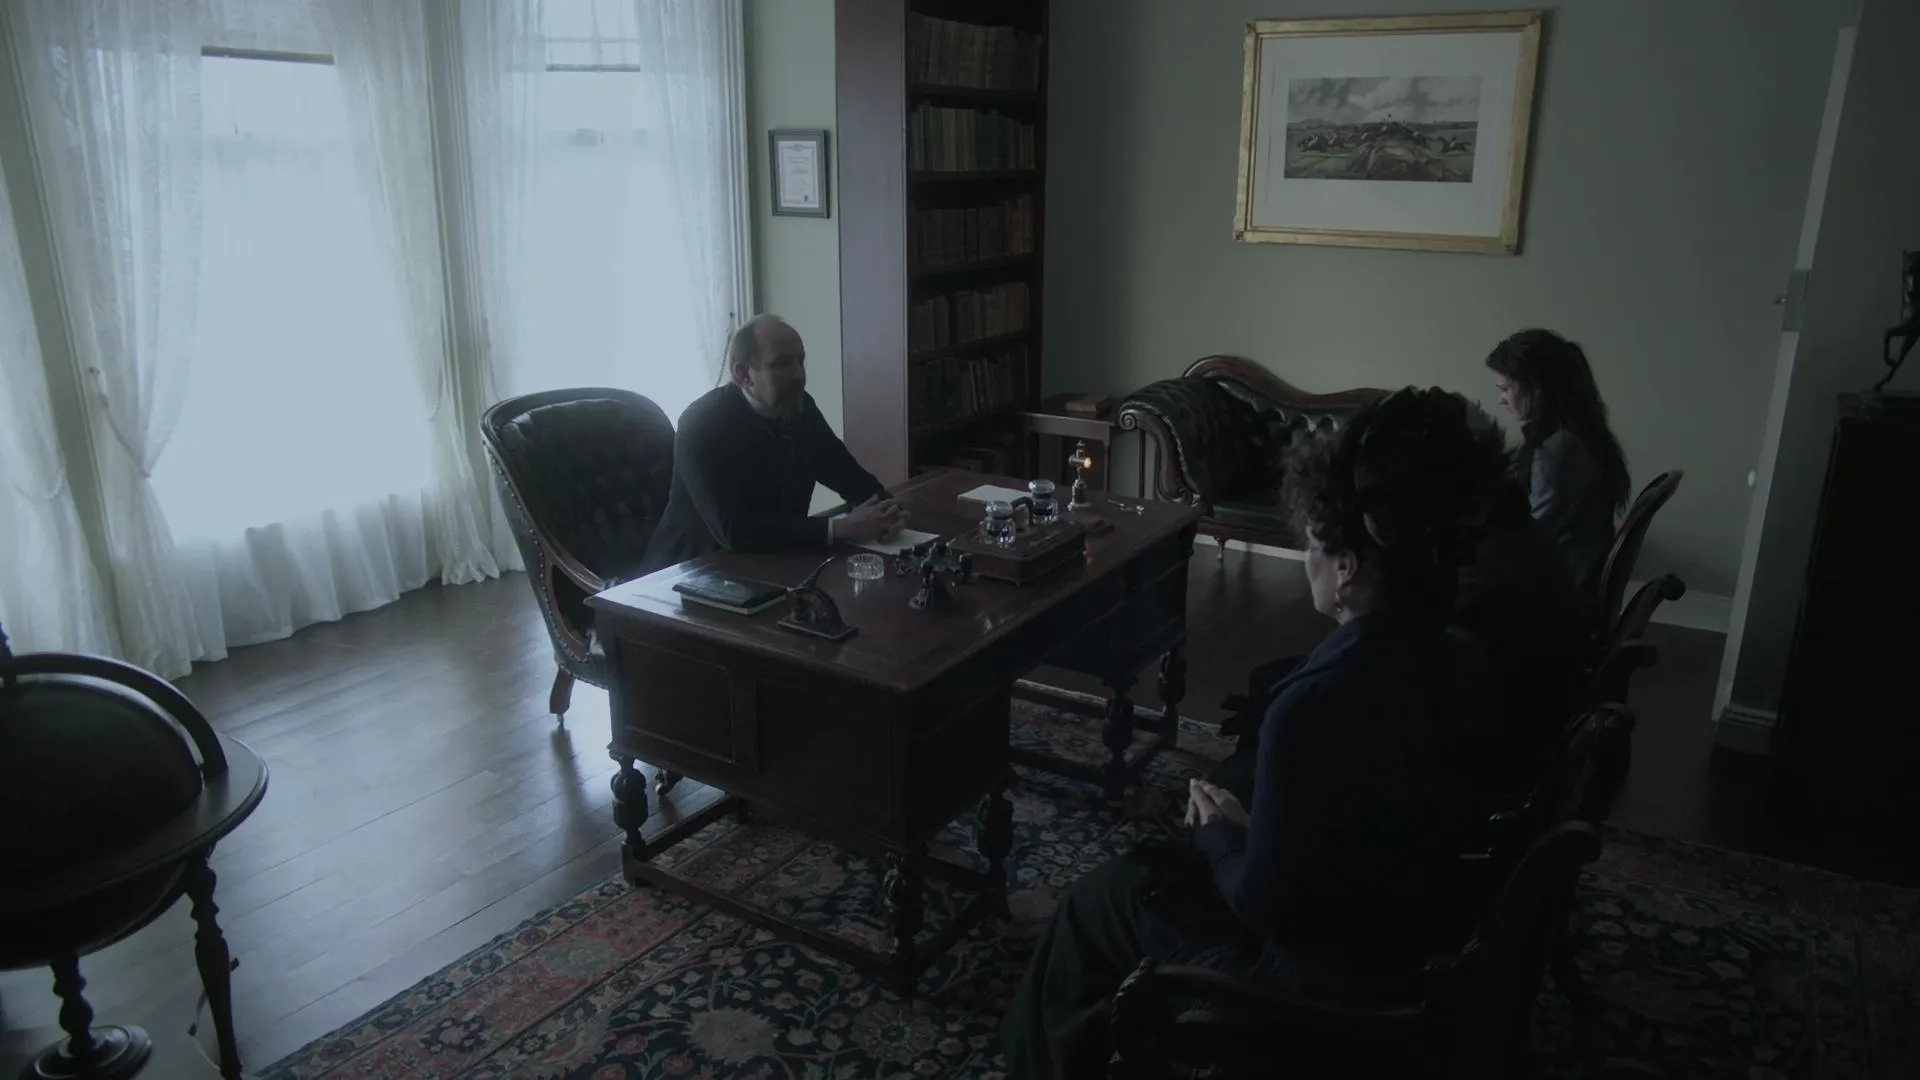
top-left (853, 528), bottom-right (941, 556)
top-left (776, 139), bottom-right (820, 210)
top-left (958, 484), bottom-right (1029, 504)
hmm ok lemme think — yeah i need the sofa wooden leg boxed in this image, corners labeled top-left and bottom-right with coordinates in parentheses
top-left (548, 668), bottom-right (575, 719)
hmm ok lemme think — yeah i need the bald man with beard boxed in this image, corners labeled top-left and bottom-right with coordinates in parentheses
top-left (640, 315), bottom-right (905, 575)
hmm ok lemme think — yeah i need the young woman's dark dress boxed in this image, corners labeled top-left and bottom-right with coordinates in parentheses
top-left (1000, 611), bottom-right (1491, 1077)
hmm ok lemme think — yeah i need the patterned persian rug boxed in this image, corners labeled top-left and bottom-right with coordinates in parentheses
top-left (264, 698), bottom-right (1918, 1079)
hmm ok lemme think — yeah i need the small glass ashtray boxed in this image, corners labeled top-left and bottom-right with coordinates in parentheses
top-left (846, 553), bottom-right (886, 581)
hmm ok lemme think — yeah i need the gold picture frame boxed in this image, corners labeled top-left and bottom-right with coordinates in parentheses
top-left (1233, 12), bottom-right (1544, 254)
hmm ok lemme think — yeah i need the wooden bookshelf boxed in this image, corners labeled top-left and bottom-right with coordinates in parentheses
top-left (838, 0), bottom-right (1048, 486)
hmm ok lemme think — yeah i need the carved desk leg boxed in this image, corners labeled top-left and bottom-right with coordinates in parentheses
top-left (611, 754), bottom-right (650, 882)
top-left (882, 855), bottom-right (925, 999)
top-left (977, 783), bottom-right (1014, 919)
top-left (184, 851), bottom-right (243, 1080)
top-left (1156, 643), bottom-right (1187, 752)
top-left (1101, 671), bottom-right (1140, 803)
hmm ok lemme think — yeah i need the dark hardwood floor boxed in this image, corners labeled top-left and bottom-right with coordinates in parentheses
top-left (0, 549), bottom-right (1863, 1073)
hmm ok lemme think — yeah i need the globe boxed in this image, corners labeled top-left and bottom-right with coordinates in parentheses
top-left (1, 677), bottom-right (207, 971)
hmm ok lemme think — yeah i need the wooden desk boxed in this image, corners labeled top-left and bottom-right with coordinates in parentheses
top-left (588, 469), bottom-right (1200, 993)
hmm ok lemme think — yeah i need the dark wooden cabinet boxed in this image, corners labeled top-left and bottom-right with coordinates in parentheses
top-left (1772, 392), bottom-right (1920, 838)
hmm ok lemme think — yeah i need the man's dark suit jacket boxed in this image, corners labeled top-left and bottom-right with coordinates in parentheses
top-left (640, 386), bottom-right (888, 575)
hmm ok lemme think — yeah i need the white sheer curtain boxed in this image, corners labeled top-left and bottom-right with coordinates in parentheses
top-left (12, 0), bottom-right (207, 676)
top-left (154, 47), bottom-right (443, 651)
top-left (0, 157), bottom-right (119, 656)
top-left (445, 0), bottom-right (548, 573)
top-left (501, 0), bottom-right (751, 423)
top-left (326, 0), bottom-right (500, 586)
top-left (5, 0), bottom-right (752, 670)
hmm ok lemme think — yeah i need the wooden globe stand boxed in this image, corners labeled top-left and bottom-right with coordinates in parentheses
top-left (26, 955), bottom-right (150, 1079)
top-left (1, 627), bottom-right (269, 1080)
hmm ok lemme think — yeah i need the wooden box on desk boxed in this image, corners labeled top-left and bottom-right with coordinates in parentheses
top-left (949, 519), bottom-right (1087, 584)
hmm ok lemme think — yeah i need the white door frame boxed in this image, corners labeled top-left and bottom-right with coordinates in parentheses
top-left (1711, 26), bottom-right (1857, 754)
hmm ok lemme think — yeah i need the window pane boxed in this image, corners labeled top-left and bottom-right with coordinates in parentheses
top-left (153, 56), bottom-right (431, 541)
top-left (512, 65), bottom-right (717, 419)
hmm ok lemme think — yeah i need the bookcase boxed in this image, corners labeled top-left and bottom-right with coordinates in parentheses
top-left (837, 0), bottom-right (1049, 488)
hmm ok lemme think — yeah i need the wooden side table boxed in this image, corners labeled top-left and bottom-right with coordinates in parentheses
top-left (1020, 395), bottom-right (1139, 496)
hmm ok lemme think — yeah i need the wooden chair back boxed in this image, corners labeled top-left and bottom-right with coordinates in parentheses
top-left (1443, 822), bottom-right (1603, 1078)
top-left (1594, 471), bottom-right (1682, 630)
top-left (1541, 704), bottom-right (1637, 827)
top-left (1607, 573), bottom-right (1685, 652)
top-left (1579, 640), bottom-right (1658, 713)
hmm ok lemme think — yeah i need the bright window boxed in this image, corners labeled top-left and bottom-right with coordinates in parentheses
top-left (152, 53), bottom-right (431, 541)
top-left (505, 0), bottom-right (729, 422)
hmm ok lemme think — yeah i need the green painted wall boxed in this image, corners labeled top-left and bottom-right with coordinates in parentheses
top-left (745, 0), bottom-right (844, 438)
top-left (1042, 0), bottom-right (1855, 596)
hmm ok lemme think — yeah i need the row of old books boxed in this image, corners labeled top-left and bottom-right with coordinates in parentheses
top-left (908, 106), bottom-right (1037, 173)
top-left (907, 15), bottom-right (1042, 92)
top-left (909, 195), bottom-right (1035, 270)
top-left (944, 429), bottom-right (1025, 475)
top-left (909, 345), bottom-right (1029, 431)
top-left (908, 282), bottom-right (1031, 355)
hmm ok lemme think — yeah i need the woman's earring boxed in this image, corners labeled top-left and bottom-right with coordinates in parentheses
top-left (1333, 598), bottom-right (1345, 614)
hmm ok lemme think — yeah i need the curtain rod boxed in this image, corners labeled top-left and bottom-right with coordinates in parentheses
top-left (202, 45), bottom-right (334, 66)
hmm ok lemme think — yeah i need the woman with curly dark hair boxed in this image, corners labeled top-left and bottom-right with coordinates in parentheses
top-left (1000, 389), bottom-right (1508, 1079)
top-left (1487, 328), bottom-right (1630, 593)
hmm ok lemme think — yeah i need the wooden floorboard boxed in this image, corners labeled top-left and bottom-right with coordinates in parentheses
top-left (0, 550), bottom-right (1822, 1074)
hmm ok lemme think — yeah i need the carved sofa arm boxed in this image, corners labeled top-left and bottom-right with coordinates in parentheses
top-left (1117, 376), bottom-right (1259, 505)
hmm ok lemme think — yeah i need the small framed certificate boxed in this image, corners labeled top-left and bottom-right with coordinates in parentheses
top-left (769, 128), bottom-right (829, 218)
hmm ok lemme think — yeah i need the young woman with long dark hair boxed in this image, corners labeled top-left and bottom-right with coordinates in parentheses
top-left (1486, 328), bottom-right (1631, 593)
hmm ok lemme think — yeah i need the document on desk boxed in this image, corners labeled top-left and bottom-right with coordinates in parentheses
top-left (957, 484), bottom-right (1029, 504)
top-left (853, 528), bottom-right (941, 556)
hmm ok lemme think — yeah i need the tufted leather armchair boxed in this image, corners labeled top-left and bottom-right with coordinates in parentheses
top-left (480, 388), bottom-right (676, 726)
top-left (1118, 357), bottom-right (1387, 558)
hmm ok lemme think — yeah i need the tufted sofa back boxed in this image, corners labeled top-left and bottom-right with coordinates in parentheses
top-left (1120, 357), bottom-right (1385, 505)
top-left (481, 389), bottom-right (676, 587)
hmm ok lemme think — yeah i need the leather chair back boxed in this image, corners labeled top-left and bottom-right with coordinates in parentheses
top-left (481, 389), bottom-right (676, 587)
top-left (480, 388), bottom-right (675, 681)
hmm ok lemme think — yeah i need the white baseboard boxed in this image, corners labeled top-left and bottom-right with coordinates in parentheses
top-left (1647, 587), bottom-right (1732, 636)
top-left (1196, 537), bottom-right (1732, 635)
top-left (1714, 704), bottom-right (1777, 755)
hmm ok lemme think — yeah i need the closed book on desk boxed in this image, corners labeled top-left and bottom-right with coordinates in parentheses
top-left (672, 571), bottom-right (786, 615)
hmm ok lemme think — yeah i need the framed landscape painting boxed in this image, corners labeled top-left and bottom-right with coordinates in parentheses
top-left (1233, 12), bottom-right (1543, 254)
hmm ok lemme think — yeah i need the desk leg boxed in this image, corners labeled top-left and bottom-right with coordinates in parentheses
top-left (611, 754), bottom-right (649, 881)
top-left (977, 784), bottom-right (1014, 918)
top-left (1157, 643), bottom-right (1187, 752)
top-left (882, 855), bottom-right (925, 999)
top-left (1101, 671), bottom-right (1139, 803)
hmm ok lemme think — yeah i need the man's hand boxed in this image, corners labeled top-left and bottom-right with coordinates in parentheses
top-left (837, 496), bottom-right (905, 544)
top-left (1186, 778), bottom-right (1250, 829)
